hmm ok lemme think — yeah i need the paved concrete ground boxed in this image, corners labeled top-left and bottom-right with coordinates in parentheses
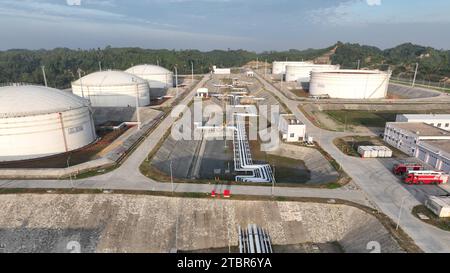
top-left (0, 194), bottom-right (403, 253)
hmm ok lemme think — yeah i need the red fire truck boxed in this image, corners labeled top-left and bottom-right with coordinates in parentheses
top-left (393, 163), bottom-right (423, 175)
top-left (404, 170), bottom-right (449, 185)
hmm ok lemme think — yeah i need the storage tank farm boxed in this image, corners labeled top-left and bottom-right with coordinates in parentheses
top-left (125, 64), bottom-right (174, 89)
top-left (309, 69), bottom-right (391, 99)
top-left (71, 70), bottom-right (150, 107)
top-left (0, 85), bottom-right (97, 161)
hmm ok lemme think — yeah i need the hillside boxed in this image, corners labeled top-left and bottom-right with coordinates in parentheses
top-left (0, 42), bottom-right (449, 89)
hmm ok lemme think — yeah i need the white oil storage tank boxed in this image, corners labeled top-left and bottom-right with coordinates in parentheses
top-left (272, 61), bottom-right (311, 75)
top-left (71, 70), bottom-right (150, 107)
top-left (126, 64), bottom-right (174, 89)
top-left (285, 64), bottom-right (340, 83)
top-left (0, 85), bottom-right (97, 161)
top-left (309, 69), bottom-right (391, 99)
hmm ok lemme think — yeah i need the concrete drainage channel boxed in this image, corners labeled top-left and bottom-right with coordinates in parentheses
top-left (0, 193), bottom-right (420, 253)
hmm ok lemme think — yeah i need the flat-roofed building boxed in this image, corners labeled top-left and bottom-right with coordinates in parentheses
top-left (384, 122), bottom-right (450, 156)
top-left (278, 114), bottom-right (306, 142)
top-left (416, 140), bottom-right (450, 174)
top-left (396, 114), bottom-right (450, 131)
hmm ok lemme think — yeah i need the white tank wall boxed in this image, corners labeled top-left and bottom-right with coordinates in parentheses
top-left (129, 73), bottom-right (173, 89)
top-left (272, 61), bottom-right (311, 75)
top-left (309, 70), bottom-right (391, 99)
top-left (0, 107), bottom-right (96, 161)
top-left (72, 83), bottom-right (150, 107)
top-left (285, 64), bottom-right (340, 82)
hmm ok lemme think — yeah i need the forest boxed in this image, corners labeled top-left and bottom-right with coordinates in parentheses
top-left (1, 42), bottom-right (449, 89)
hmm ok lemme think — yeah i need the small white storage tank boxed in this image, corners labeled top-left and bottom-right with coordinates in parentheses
top-left (309, 69), bottom-right (391, 99)
top-left (285, 64), bottom-right (340, 83)
top-left (0, 85), bottom-right (97, 161)
top-left (126, 64), bottom-right (174, 89)
top-left (72, 70), bottom-right (150, 107)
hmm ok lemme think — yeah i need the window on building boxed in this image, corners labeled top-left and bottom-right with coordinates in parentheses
top-left (438, 123), bottom-right (442, 128)
top-left (446, 123), bottom-right (449, 128)
top-left (290, 133), bottom-right (295, 138)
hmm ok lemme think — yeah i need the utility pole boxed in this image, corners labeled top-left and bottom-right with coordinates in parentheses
top-left (170, 159), bottom-right (174, 193)
top-left (412, 62), bottom-right (419, 88)
top-left (133, 78), bottom-right (141, 130)
top-left (77, 69), bottom-right (84, 98)
top-left (98, 61), bottom-right (102, 72)
top-left (41, 66), bottom-right (48, 87)
top-left (191, 61), bottom-right (194, 83)
top-left (271, 165), bottom-right (276, 197)
top-left (67, 155), bottom-right (73, 189)
top-left (357, 60), bottom-right (361, 70)
top-left (256, 57), bottom-right (259, 70)
top-left (174, 66), bottom-right (179, 98)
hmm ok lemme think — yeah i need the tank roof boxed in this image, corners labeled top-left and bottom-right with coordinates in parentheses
top-left (72, 70), bottom-right (146, 86)
top-left (0, 85), bottom-right (89, 118)
top-left (126, 64), bottom-right (172, 75)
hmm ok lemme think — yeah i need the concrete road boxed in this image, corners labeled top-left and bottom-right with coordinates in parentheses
top-left (254, 72), bottom-right (450, 253)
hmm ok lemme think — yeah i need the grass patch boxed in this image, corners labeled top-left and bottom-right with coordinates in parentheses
top-left (412, 205), bottom-right (450, 232)
top-left (333, 136), bottom-right (408, 158)
top-left (325, 110), bottom-right (396, 128)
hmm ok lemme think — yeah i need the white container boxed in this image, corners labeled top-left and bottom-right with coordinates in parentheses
top-left (425, 196), bottom-right (450, 218)
top-left (358, 146), bottom-right (371, 158)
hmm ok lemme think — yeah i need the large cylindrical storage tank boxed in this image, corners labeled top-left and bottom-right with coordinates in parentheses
top-left (285, 64), bottom-right (340, 83)
top-left (0, 85), bottom-right (97, 161)
top-left (272, 61), bottom-right (310, 75)
top-left (309, 70), bottom-right (391, 99)
top-left (125, 64), bottom-right (174, 89)
top-left (71, 70), bottom-right (150, 107)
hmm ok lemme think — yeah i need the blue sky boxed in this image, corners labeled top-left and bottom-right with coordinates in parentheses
top-left (0, 0), bottom-right (449, 51)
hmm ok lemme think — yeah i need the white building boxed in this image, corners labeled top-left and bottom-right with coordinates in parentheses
top-left (196, 88), bottom-right (209, 98)
top-left (396, 114), bottom-right (450, 132)
top-left (0, 85), bottom-right (97, 161)
top-left (213, 66), bottom-right (231, 75)
top-left (125, 64), bottom-right (174, 89)
top-left (72, 70), bottom-right (150, 107)
top-left (278, 114), bottom-right (306, 142)
top-left (415, 140), bottom-right (450, 174)
top-left (384, 122), bottom-right (450, 156)
top-left (245, 71), bottom-right (255, 77)
top-left (309, 69), bottom-right (391, 99)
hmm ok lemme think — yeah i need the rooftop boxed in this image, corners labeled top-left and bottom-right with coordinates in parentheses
top-left (389, 122), bottom-right (450, 137)
top-left (281, 114), bottom-right (304, 125)
top-left (399, 114), bottom-right (450, 120)
top-left (421, 140), bottom-right (450, 154)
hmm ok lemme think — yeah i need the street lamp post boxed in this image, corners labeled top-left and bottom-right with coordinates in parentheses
top-left (396, 196), bottom-right (408, 230)
top-left (132, 78), bottom-right (141, 130)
